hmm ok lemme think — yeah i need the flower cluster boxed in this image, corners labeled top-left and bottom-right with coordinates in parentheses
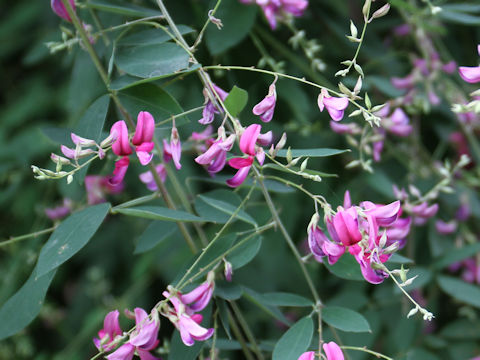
top-left (308, 191), bottom-right (409, 284)
top-left (239, 0), bottom-right (308, 30)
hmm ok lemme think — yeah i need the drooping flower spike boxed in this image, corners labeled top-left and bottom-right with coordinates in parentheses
top-left (318, 89), bottom-right (349, 122)
top-left (51, 0), bottom-right (76, 22)
top-left (458, 45), bottom-right (480, 83)
top-left (253, 78), bottom-right (277, 122)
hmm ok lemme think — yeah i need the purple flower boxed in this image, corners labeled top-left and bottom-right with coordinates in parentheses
top-left (139, 165), bottom-right (167, 191)
top-left (318, 89), bottom-right (349, 121)
top-left (199, 84), bottom-right (229, 125)
top-left (85, 175), bottom-right (124, 205)
top-left (253, 81), bottom-right (277, 122)
top-left (195, 133), bottom-right (236, 175)
top-left (459, 45), bottom-right (480, 83)
top-left (93, 310), bottom-right (123, 352)
top-left (435, 220), bottom-right (457, 235)
top-left (106, 308), bottom-right (160, 360)
top-left (51, 0), bottom-right (76, 22)
top-left (45, 199), bottom-right (72, 221)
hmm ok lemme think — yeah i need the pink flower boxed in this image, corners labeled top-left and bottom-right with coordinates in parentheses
top-left (326, 207), bottom-right (363, 246)
top-left (323, 341), bottom-right (344, 360)
top-left (384, 108), bottom-right (412, 137)
top-left (162, 273), bottom-right (215, 347)
top-left (139, 165), bottom-right (167, 191)
top-left (226, 124), bottom-right (273, 187)
top-left (190, 126), bottom-right (214, 141)
top-left (393, 23), bottom-right (411, 36)
top-left (459, 45), bottom-right (480, 83)
top-left (85, 175), bottom-right (124, 205)
top-left (298, 351), bottom-right (314, 360)
top-left (199, 84), bottom-right (228, 125)
top-left (391, 74), bottom-right (415, 90)
top-left (163, 124), bottom-right (182, 170)
top-left (409, 202), bottom-right (438, 225)
top-left (195, 133), bottom-right (236, 175)
top-left (51, 0), bottom-right (76, 22)
top-left (111, 121), bottom-right (132, 157)
top-left (329, 121), bottom-right (361, 135)
top-left (224, 260), bottom-right (233, 282)
top-left (253, 81), bottom-right (277, 122)
top-left (307, 214), bottom-right (345, 264)
top-left (249, 0), bottom-right (308, 30)
top-left (45, 198), bottom-right (72, 220)
top-left (93, 310), bottom-right (123, 352)
top-left (318, 89), bottom-right (349, 121)
top-left (106, 308), bottom-right (160, 360)
top-left (132, 111), bottom-right (155, 166)
top-left (109, 156), bottom-right (130, 185)
top-left (435, 220), bottom-right (457, 235)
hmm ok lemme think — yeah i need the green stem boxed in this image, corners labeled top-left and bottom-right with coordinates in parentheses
top-left (227, 308), bottom-right (256, 360)
top-left (112, 193), bottom-right (160, 210)
top-left (340, 346), bottom-right (394, 360)
top-left (230, 301), bottom-right (265, 360)
top-left (345, 1), bottom-right (371, 75)
top-left (192, 0), bottom-right (224, 51)
top-left (0, 226), bottom-right (57, 248)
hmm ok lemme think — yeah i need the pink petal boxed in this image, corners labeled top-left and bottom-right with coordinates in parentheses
top-left (298, 351), bottom-right (315, 360)
top-left (226, 166), bottom-right (252, 187)
top-left (322, 240), bottom-right (346, 265)
top-left (137, 349), bottom-right (161, 360)
top-left (132, 111), bottom-right (155, 146)
top-left (208, 150), bottom-right (227, 174)
top-left (257, 131), bottom-right (273, 147)
top-left (109, 157), bottom-right (130, 185)
top-left (240, 124), bottom-right (261, 156)
top-left (51, 0), bottom-right (76, 21)
top-left (106, 343), bottom-right (135, 360)
top-left (459, 66), bottom-right (480, 83)
top-left (104, 310), bottom-right (122, 338)
top-left (61, 145), bottom-right (76, 159)
top-left (111, 121), bottom-right (132, 156)
top-left (136, 142), bottom-right (155, 166)
top-left (343, 190), bottom-right (352, 208)
top-left (323, 342), bottom-right (344, 360)
top-left (229, 156), bottom-right (254, 169)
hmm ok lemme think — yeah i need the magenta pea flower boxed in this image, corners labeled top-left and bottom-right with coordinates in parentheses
top-left (323, 341), bottom-right (345, 360)
top-left (190, 126), bottom-right (214, 141)
top-left (106, 308), bottom-right (160, 360)
top-left (132, 111), bottom-right (155, 166)
top-left (85, 175), bottom-right (124, 204)
top-left (139, 165), bottom-right (167, 191)
top-left (195, 132), bottom-right (236, 175)
top-left (51, 0), bottom-right (76, 22)
top-left (318, 89), bottom-right (349, 121)
top-left (45, 198), bottom-right (72, 221)
top-left (199, 84), bottom-right (229, 125)
top-left (111, 121), bottom-right (133, 157)
top-left (326, 207), bottom-right (363, 247)
top-left (391, 74), bottom-right (415, 90)
top-left (93, 310), bottom-right (123, 352)
top-left (459, 45), bottom-right (480, 83)
top-left (307, 213), bottom-right (345, 264)
top-left (329, 121), bottom-right (361, 135)
top-left (298, 351), bottom-right (314, 360)
top-left (383, 108), bottom-right (413, 137)
top-left (163, 124), bottom-right (182, 170)
top-left (224, 260), bottom-right (233, 282)
top-left (109, 156), bottom-right (130, 186)
top-left (435, 220), bottom-right (457, 235)
top-left (409, 202), bottom-right (439, 225)
top-left (226, 124), bottom-right (273, 187)
top-left (253, 80), bottom-right (277, 122)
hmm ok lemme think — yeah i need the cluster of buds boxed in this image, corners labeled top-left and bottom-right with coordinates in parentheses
top-left (239, 0), bottom-right (308, 30)
top-left (32, 131), bottom-right (116, 184)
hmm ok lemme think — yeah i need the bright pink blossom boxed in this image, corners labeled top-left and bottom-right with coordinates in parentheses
top-left (244, 0), bottom-right (308, 30)
top-left (163, 125), bottom-right (182, 170)
top-left (106, 308), bottom-right (160, 360)
top-left (111, 121), bottom-right (132, 157)
top-left (297, 351), bottom-right (314, 360)
top-left (93, 310), bottom-right (123, 352)
top-left (459, 45), bottom-right (480, 83)
top-left (109, 156), bottom-right (130, 185)
top-left (139, 165), bottom-right (167, 191)
top-left (323, 342), bottom-right (344, 360)
top-left (253, 81), bottom-right (277, 122)
top-left (51, 0), bottom-right (76, 21)
top-left (318, 89), bottom-right (349, 121)
top-left (132, 111), bottom-right (155, 165)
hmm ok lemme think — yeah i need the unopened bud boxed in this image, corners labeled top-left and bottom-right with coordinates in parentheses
top-left (224, 260), bottom-right (233, 282)
top-left (407, 307), bottom-right (418, 318)
top-left (369, 4), bottom-right (390, 22)
top-left (67, 174), bottom-right (74, 184)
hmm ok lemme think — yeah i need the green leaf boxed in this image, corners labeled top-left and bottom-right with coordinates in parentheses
top-left (197, 194), bottom-right (257, 226)
top-left (439, 319), bottom-right (480, 339)
top-left (116, 43), bottom-right (190, 79)
top-left (388, 253), bottom-right (414, 264)
top-left (227, 235), bottom-right (262, 269)
top-left (242, 287), bottom-right (291, 326)
top-left (433, 243), bottom-right (480, 270)
top-left (87, 0), bottom-right (162, 17)
top-left (0, 268), bottom-right (56, 340)
top-left (205, 1), bottom-right (257, 55)
top-left (36, 203), bottom-right (111, 277)
top-left (118, 26), bottom-right (194, 46)
top-left (214, 280), bottom-right (243, 300)
top-left (119, 83), bottom-right (189, 127)
top-left (109, 64), bottom-right (201, 91)
top-left (74, 94), bottom-right (110, 142)
top-left (437, 275), bottom-right (480, 308)
top-left (134, 220), bottom-right (177, 254)
top-left (272, 316), bottom-right (314, 360)
top-left (216, 299), bottom-right (232, 339)
top-left (322, 306), bottom-right (371, 333)
top-left (188, 175), bottom-right (294, 193)
top-left (41, 126), bottom-right (71, 146)
top-left (223, 86), bottom-right (249, 117)
top-left (324, 254), bottom-right (364, 281)
top-left (276, 148), bottom-right (350, 158)
top-left (439, 9), bottom-right (480, 25)
top-left (115, 206), bottom-right (204, 222)
top-left (261, 292), bottom-right (313, 307)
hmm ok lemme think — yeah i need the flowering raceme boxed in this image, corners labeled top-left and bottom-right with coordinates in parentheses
top-left (308, 191), bottom-right (406, 284)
